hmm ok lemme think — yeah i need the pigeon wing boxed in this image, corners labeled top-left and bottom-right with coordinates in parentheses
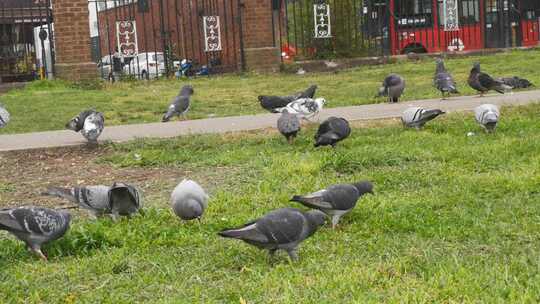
top-left (291, 190), bottom-right (334, 209)
top-left (256, 208), bottom-right (305, 244)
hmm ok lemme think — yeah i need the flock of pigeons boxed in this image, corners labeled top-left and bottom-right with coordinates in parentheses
top-left (0, 59), bottom-right (534, 262)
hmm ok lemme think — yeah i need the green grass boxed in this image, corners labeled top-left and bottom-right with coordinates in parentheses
top-left (2, 48), bottom-right (540, 134)
top-left (1, 103), bottom-right (540, 302)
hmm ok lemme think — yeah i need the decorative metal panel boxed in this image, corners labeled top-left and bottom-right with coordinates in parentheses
top-left (116, 21), bottom-right (138, 57)
top-left (203, 16), bottom-right (222, 52)
top-left (314, 4), bottom-right (331, 38)
top-left (443, 0), bottom-right (459, 31)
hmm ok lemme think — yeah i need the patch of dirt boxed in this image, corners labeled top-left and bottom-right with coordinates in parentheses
top-left (0, 145), bottom-right (233, 209)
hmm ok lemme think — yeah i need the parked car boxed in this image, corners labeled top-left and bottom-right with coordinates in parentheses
top-left (123, 52), bottom-right (166, 79)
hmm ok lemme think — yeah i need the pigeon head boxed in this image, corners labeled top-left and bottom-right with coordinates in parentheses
top-left (304, 209), bottom-right (326, 232)
top-left (471, 62), bottom-right (481, 73)
top-left (257, 95), bottom-right (266, 102)
top-left (179, 85), bottom-right (194, 96)
top-left (65, 116), bottom-right (82, 131)
top-left (435, 58), bottom-right (445, 73)
top-left (314, 98), bottom-right (326, 108)
top-left (352, 181), bottom-right (374, 195)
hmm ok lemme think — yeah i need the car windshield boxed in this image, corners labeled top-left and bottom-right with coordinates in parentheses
top-left (151, 54), bottom-right (164, 62)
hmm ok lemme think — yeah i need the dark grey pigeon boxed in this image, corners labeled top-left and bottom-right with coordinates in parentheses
top-left (108, 182), bottom-right (143, 220)
top-left (171, 179), bottom-right (209, 221)
top-left (42, 185), bottom-right (111, 219)
top-left (0, 103), bottom-right (10, 128)
top-left (258, 84), bottom-right (318, 113)
top-left (65, 109), bottom-right (105, 143)
top-left (433, 58), bottom-right (458, 99)
top-left (162, 85), bottom-right (194, 122)
top-left (497, 76), bottom-right (533, 89)
top-left (474, 104), bottom-right (500, 133)
top-left (378, 74), bottom-right (405, 103)
top-left (218, 208), bottom-right (326, 261)
top-left (314, 116), bottom-right (351, 148)
top-left (401, 107), bottom-right (445, 129)
top-left (291, 181), bottom-right (373, 228)
top-left (277, 109), bottom-right (301, 144)
top-left (468, 62), bottom-right (511, 96)
top-left (0, 206), bottom-right (70, 261)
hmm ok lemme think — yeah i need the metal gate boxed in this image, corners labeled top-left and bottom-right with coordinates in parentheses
top-left (89, 0), bottom-right (244, 80)
top-left (0, 0), bottom-right (54, 83)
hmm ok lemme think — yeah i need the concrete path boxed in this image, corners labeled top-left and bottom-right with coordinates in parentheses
top-left (1, 90), bottom-right (539, 152)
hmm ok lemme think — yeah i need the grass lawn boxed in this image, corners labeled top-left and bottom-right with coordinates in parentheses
top-left (2, 48), bottom-right (540, 135)
top-left (1, 103), bottom-right (539, 302)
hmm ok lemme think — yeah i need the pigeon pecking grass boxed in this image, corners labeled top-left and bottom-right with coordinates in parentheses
top-left (401, 107), bottom-right (445, 129)
top-left (378, 74), bottom-right (405, 103)
top-left (277, 109), bottom-right (301, 144)
top-left (0, 103), bottom-right (10, 128)
top-left (258, 84), bottom-right (317, 113)
top-left (219, 208), bottom-right (326, 261)
top-left (171, 179), bottom-right (209, 221)
top-left (474, 104), bottom-right (500, 133)
top-left (291, 181), bottom-right (373, 228)
top-left (0, 206), bottom-right (71, 261)
top-left (65, 109), bottom-right (105, 144)
top-left (314, 116), bottom-right (351, 148)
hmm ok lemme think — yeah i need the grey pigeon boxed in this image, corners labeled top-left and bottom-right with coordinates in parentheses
top-left (171, 179), bottom-right (209, 221)
top-left (291, 181), bottom-right (373, 228)
top-left (258, 85), bottom-right (317, 113)
top-left (378, 74), bottom-right (405, 103)
top-left (497, 76), bottom-right (533, 89)
top-left (468, 62), bottom-right (511, 96)
top-left (314, 116), bottom-right (351, 148)
top-left (162, 85), bottom-right (194, 122)
top-left (42, 185), bottom-right (111, 219)
top-left (218, 208), bottom-right (326, 261)
top-left (434, 58), bottom-right (458, 99)
top-left (401, 107), bottom-right (445, 129)
top-left (474, 104), bottom-right (500, 133)
top-left (0, 206), bottom-right (70, 261)
top-left (277, 109), bottom-right (301, 144)
top-left (108, 182), bottom-right (143, 220)
top-left (65, 109), bottom-right (105, 143)
top-left (0, 103), bottom-right (10, 128)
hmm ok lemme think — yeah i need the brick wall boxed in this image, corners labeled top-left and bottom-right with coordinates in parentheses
top-left (53, 0), bottom-right (97, 80)
top-left (241, 0), bottom-right (280, 72)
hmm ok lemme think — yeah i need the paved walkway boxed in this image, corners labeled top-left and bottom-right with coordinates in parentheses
top-left (1, 90), bottom-right (539, 152)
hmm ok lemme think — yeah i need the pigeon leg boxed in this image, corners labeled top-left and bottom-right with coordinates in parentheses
top-left (182, 113), bottom-right (187, 120)
top-left (331, 215), bottom-right (341, 229)
top-left (287, 136), bottom-right (294, 145)
top-left (110, 212), bottom-right (120, 222)
top-left (286, 248), bottom-right (299, 261)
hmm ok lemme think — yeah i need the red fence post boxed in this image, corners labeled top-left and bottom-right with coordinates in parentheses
top-left (241, 0), bottom-right (281, 72)
top-left (53, 0), bottom-right (98, 81)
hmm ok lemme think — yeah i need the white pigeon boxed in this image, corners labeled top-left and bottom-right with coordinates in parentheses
top-left (66, 109), bottom-right (105, 143)
top-left (277, 97), bottom-right (326, 121)
top-left (0, 104), bottom-right (10, 128)
top-left (171, 179), bottom-right (209, 221)
top-left (474, 104), bottom-right (500, 133)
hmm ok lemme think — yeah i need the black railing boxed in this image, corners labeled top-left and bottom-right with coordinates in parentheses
top-left (0, 0), bottom-right (54, 82)
top-left (88, 0), bottom-right (244, 81)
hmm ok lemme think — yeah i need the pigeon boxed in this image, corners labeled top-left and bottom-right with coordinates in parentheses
top-left (277, 109), bottom-right (301, 144)
top-left (433, 58), bottom-right (458, 99)
top-left (108, 182), bottom-right (143, 220)
top-left (41, 185), bottom-right (111, 219)
top-left (218, 208), bottom-right (326, 261)
top-left (171, 179), bottom-right (209, 221)
top-left (468, 62), bottom-right (511, 96)
top-left (258, 85), bottom-right (317, 113)
top-left (65, 109), bottom-right (105, 143)
top-left (0, 103), bottom-right (10, 128)
top-left (42, 182), bottom-right (142, 220)
top-left (497, 76), bottom-right (533, 89)
top-left (401, 107), bottom-right (445, 129)
top-left (291, 181), bottom-right (373, 228)
top-left (279, 97), bottom-right (326, 121)
top-left (474, 104), bottom-right (500, 133)
top-left (314, 116), bottom-right (351, 148)
top-left (0, 206), bottom-right (71, 261)
top-left (378, 74), bottom-right (405, 103)
top-left (162, 85), bottom-right (194, 122)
